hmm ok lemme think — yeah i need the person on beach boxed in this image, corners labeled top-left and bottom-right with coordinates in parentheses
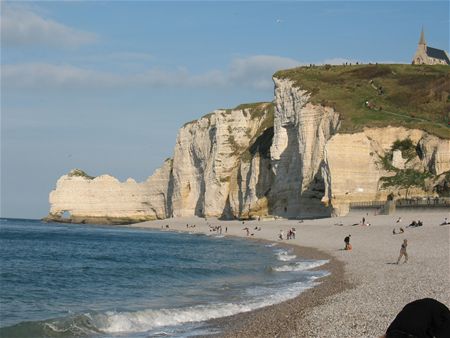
top-left (396, 217), bottom-right (402, 223)
top-left (396, 239), bottom-right (408, 264)
top-left (382, 298), bottom-right (450, 338)
top-left (344, 235), bottom-right (351, 250)
top-left (279, 230), bottom-right (284, 240)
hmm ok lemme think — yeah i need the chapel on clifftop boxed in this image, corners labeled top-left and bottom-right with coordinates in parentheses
top-left (411, 28), bottom-right (450, 65)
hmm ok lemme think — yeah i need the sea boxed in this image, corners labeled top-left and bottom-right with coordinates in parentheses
top-left (0, 218), bottom-right (329, 338)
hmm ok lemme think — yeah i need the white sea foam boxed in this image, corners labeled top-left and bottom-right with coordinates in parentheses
top-left (273, 260), bottom-right (329, 272)
top-left (275, 250), bottom-right (296, 261)
top-left (264, 243), bottom-right (278, 247)
top-left (92, 280), bottom-right (317, 334)
top-left (44, 323), bottom-right (68, 333)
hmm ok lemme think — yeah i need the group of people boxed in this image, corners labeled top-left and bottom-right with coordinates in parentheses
top-left (407, 220), bottom-right (423, 227)
top-left (242, 225), bottom-right (263, 236)
top-left (278, 228), bottom-right (296, 240)
top-left (209, 224), bottom-right (225, 234)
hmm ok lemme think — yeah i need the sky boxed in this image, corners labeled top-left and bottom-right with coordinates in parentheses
top-left (1, 1), bottom-right (449, 219)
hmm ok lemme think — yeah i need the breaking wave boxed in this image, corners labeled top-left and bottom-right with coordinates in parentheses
top-left (1, 278), bottom-right (319, 337)
top-left (272, 260), bottom-right (329, 272)
top-left (275, 249), bottom-right (297, 261)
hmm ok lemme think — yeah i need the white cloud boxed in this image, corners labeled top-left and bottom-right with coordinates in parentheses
top-left (75, 52), bottom-right (154, 63)
top-left (4, 55), bottom-right (379, 90)
top-left (2, 5), bottom-right (97, 48)
top-left (229, 55), bottom-right (302, 89)
top-left (2, 63), bottom-right (119, 87)
top-left (2, 55), bottom-right (304, 90)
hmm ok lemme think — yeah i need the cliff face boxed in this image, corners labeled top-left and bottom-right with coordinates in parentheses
top-left (46, 161), bottom-right (172, 224)
top-left (171, 105), bottom-right (274, 218)
top-left (46, 105), bottom-right (275, 223)
top-left (321, 128), bottom-right (450, 215)
top-left (269, 78), bottom-right (340, 218)
top-left (46, 71), bottom-right (450, 224)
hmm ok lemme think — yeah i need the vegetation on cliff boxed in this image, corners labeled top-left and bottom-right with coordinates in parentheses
top-left (68, 169), bottom-right (95, 180)
top-left (274, 64), bottom-right (450, 139)
top-left (378, 138), bottom-right (436, 196)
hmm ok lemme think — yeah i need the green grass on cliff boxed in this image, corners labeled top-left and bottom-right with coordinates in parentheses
top-left (68, 169), bottom-right (95, 179)
top-left (274, 64), bottom-right (450, 139)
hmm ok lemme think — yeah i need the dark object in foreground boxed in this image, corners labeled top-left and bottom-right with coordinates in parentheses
top-left (385, 298), bottom-right (450, 338)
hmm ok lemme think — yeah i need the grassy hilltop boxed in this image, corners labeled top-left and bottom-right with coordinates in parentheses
top-left (275, 64), bottom-right (450, 139)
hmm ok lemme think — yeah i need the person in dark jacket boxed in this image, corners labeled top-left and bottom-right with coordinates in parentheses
top-left (383, 298), bottom-right (450, 338)
top-left (344, 234), bottom-right (351, 250)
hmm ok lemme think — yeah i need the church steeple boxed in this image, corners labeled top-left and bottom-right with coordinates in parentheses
top-left (419, 27), bottom-right (426, 45)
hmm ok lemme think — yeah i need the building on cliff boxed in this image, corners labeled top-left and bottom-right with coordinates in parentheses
top-left (411, 28), bottom-right (449, 65)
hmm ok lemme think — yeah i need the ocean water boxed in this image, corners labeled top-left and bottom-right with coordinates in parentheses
top-left (0, 218), bottom-right (329, 338)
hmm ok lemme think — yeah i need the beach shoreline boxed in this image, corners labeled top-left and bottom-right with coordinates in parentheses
top-left (134, 209), bottom-right (450, 337)
top-left (210, 244), bottom-right (350, 338)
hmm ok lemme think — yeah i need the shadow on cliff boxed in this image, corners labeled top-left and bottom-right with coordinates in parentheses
top-left (268, 125), bottom-right (331, 219)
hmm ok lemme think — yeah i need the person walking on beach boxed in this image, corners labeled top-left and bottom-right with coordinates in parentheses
top-left (397, 239), bottom-right (408, 264)
top-left (344, 235), bottom-right (351, 250)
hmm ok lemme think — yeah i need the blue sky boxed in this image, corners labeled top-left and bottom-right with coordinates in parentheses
top-left (1, 1), bottom-right (449, 219)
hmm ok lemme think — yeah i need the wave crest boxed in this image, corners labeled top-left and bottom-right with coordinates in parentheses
top-left (273, 260), bottom-right (329, 272)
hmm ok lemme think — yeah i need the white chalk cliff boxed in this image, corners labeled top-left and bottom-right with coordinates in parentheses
top-left (170, 105), bottom-right (274, 218)
top-left (46, 161), bottom-right (172, 224)
top-left (46, 76), bottom-right (450, 224)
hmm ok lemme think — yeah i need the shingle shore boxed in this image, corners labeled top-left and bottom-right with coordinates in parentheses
top-left (136, 210), bottom-right (450, 337)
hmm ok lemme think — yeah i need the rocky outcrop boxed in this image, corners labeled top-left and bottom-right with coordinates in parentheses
top-left (417, 134), bottom-right (450, 175)
top-left (45, 160), bottom-right (172, 224)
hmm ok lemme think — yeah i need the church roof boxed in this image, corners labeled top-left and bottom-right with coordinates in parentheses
top-left (419, 28), bottom-right (426, 45)
top-left (426, 47), bottom-right (450, 64)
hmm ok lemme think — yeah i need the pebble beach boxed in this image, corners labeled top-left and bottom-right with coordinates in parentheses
top-left (136, 209), bottom-right (450, 337)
